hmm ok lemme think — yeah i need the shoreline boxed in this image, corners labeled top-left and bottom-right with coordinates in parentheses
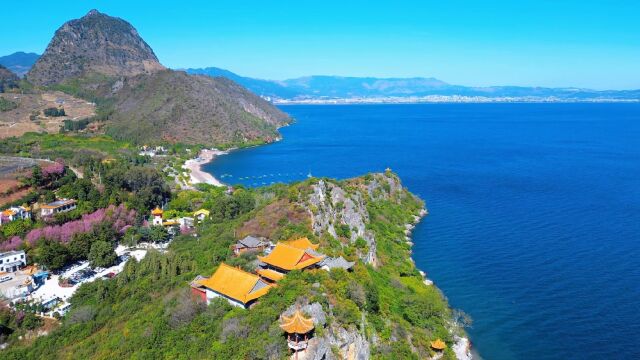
top-left (408, 208), bottom-right (473, 360)
top-left (182, 148), bottom-right (229, 187)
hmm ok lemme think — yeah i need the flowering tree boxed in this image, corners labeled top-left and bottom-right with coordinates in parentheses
top-left (42, 161), bottom-right (65, 178)
top-left (0, 204), bottom-right (136, 251)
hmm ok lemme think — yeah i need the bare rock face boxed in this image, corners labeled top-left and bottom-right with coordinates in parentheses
top-left (304, 173), bottom-right (407, 266)
top-left (27, 9), bottom-right (164, 86)
top-left (307, 179), bottom-right (377, 264)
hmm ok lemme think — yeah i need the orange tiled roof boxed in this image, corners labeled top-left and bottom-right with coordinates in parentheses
top-left (280, 309), bottom-right (314, 334)
top-left (257, 268), bottom-right (285, 282)
top-left (284, 237), bottom-right (319, 251)
top-left (151, 207), bottom-right (164, 216)
top-left (198, 263), bottom-right (271, 304)
top-left (258, 243), bottom-right (324, 271)
top-left (1, 209), bottom-right (16, 216)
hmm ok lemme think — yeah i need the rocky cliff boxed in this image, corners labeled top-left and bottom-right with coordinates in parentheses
top-left (304, 172), bottom-right (407, 266)
top-left (27, 10), bottom-right (164, 86)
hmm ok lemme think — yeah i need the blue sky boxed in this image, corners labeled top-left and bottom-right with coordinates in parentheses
top-left (2, 1), bottom-right (639, 89)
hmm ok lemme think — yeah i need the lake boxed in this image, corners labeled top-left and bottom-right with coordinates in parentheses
top-left (204, 103), bottom-right (640, 359)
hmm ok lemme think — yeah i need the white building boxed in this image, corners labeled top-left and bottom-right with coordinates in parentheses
top-left (0, 250), bottom-right (27, 272)
top-left (40, 199), bottom-right (76, 217)
top-left (0, 206), bottom-right (31, 225)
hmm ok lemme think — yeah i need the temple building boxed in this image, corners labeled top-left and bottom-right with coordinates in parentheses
top-left (151, 207), bottom-right (164, 226)
top-left (257, 242), bottom-right (325, 281)
top-left (280, 308), bottom-right (315, 357)
top-left (196, 263), bottom-right (272, 308)
top-left (282, 237), bottom-right (319, 251)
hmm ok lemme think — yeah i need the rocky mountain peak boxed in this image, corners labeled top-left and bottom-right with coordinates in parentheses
top-left (27, 9), bottom-right (164, 86)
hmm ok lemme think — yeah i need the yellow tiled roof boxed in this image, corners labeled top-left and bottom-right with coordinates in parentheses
top-left (194, 209), bottom-right (210, 217)
top-left (280, 309), bottom-right (314, 334)
top-left (284, 237), bottom-right (319, 251)
top-left (151, 207), bottom-right (164, 216)
top-left (258, 243), bottom-right (324, 271)
top-left (431, 339), bottom-right (446, 350)
top-left (198, 263), bottom-right (271, 304)
top-left (257, 268), bottom-right (285, 282)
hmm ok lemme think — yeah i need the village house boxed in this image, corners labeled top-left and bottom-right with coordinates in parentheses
top-left (231, 236), bottom-right (269, 256)
top-left (0, 250), bottom-right (26, 273)
top-left (40, 199), bottom-right (76, 217)
top-left (194, 263), bottom-right (272, 308)
top-left (257, 241), bottom-right (325, 282)
top-left (0, 205), bottom-right (31, 225)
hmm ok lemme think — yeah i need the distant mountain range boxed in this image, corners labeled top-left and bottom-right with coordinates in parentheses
top-left (185, 68), bottom-right (640, 102)
top-left (0, 52), bottom-right (39, 77)
top-left (3, 52), bottom-right (638, 103)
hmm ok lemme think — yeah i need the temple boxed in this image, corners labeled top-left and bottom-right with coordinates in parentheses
top-left (196, 263), bottom-right (272, 308)
top-left (151, 207), bottom-right (164, 226)
top-left (258, 242), bottom-right (324, 274)
top-left (280, 308), bottom-right (315, 356)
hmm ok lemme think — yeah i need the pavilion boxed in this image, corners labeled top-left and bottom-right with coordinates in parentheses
top-left (280, 308), bottom-right (315, 357)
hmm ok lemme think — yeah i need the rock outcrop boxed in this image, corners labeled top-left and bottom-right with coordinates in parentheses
top-left (304, 172), bottom-right (408, 266)
top-left (27, 9), bottom-right (164, 86)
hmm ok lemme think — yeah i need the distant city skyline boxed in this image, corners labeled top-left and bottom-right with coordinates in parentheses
top-left (2, 1), bottom-right (639, 90)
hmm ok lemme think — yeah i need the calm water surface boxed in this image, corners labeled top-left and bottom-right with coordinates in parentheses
top-left (205, 104), bottom-right (640, 359)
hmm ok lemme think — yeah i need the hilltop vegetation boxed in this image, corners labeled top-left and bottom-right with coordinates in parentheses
top-left (106, 70), bottom-right (289, 146)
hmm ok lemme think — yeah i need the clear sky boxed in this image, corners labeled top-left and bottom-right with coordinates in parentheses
top-left (2, 1), bottom-right (639, 89)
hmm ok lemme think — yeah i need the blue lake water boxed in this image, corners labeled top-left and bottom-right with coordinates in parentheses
top-left (204, 104), bottom-right (640, 359)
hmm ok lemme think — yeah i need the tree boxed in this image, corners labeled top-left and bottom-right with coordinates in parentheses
top-left (88, 241), bottom-right (117, 268)
top-left (37, 240), bottom-right (70, 271)
top-left (68, 233), bottom-right (92, 260)
top-left (30, 165), bottom-right (43, 187)
top-left (1, 219), bottom-right (32, 238)
top-left (148, 225), bottom-right (169, 243)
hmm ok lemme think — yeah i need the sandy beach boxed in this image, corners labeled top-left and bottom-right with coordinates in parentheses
top-left (183, 148), bottom-right (228, 187)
